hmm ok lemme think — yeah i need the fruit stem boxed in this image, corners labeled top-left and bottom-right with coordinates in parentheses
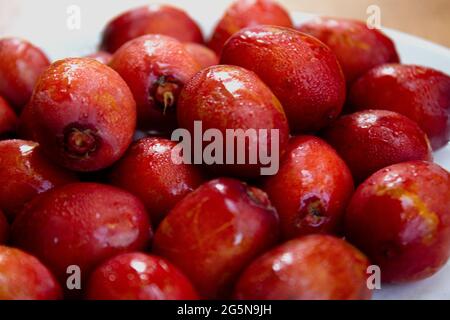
top-left (153, 76), bottom-right (180, 115)
top-left (64, 126), bottom-right (97, 157)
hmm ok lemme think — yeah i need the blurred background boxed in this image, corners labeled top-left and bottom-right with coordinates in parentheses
top-left (0, 0), bottom-right (449, 59)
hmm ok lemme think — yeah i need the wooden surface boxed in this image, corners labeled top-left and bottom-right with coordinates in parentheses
top-left (280, 0), bottom-right (450, 47)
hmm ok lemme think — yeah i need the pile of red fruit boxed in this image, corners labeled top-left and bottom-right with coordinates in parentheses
top-left (1, 0), bottom-right (450, 300)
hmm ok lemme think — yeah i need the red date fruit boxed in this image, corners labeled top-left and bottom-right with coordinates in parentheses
top-left (323, 110), bottom-right (433, 183)
top-left (184, 43), bottom-right (219, 69)
top-left (110, 137), bottom-right (205, 225)
top-left (264, 136), bottom-right (353, 239)
top-left (0, 140), bottom-right (77, 220)
top-left (28, 58), bottom-right (136, 172)
top-left (86, 252), bottom-right (199, 300)
top-left (221, 25), bottom-right (346, 133)
top-left (110, 35), bottom-right (200, 132)
top-left (349, 64), bottom-right (450, 150)
top-left (85, 51), bottom-right (112, 64)
top-left (208, 0), bottom-right (293, 54)
top-left (0, 246), bottom-right (62, 300)
top-left (177, 65), bottom-right (289, 178)
top-left (17, 103), bottom-right (36, 140)
top-left (234, 235), bottom-right (372, 300)
top-left (153, 178), bottom-right (279, 299)
top-left (100, 5), bottom-right (203, 53)
top-left (298, 18), bottom-right (399, 84)
top-left (0, 96), bottom-right (18, 138)
top-left (0, 38), bottom-right (50, 111)
top-left (345, 161), bottom-right (450, 283)
top-left (0, 210), bottom-right (8, 244)
top-left (11, 183), bottom-right (152, 286)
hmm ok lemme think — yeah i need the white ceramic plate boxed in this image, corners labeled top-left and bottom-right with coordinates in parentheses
top-left (1, 1), bottom-right (449, 300)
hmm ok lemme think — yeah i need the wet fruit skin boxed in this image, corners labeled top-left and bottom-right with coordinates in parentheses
top-left (85, 51), bottom-right (112, 64)
top-left (264, 136), bottom-right (354, 239)
top-left (298, 17), bottom-right (400, 84)
top-left (0, 95), bottom-right (18, 139)
top-left (221, 25), bottom-right (346, 133)
top-left (345, 161), bottom-right (450, 283)
top-left (0, 210), bottom-right (8, 244)
top-left (177, 65), bottom-right (290, 178)
top-left (100, 4), bottom-right (203, 54)
top-left (0, 246), bottom-right (62, 300)
top-left (28, 58), bottom-right (136, 172)
top-left (184, 43), bottom-right (219, 69)
top-left (233, 235), bottom-right (372, 300)
top-left (0, 140), bottom-right (77, 221)
top-left (348, 64), bottom-right (450, 150)
top-left (208, 0), bottom-right (293, 55)
top-left (86, 252), bottom-right (199, 300)
top-left (110, 35), bottom-right (201, 132)
top-left (11, 182), bottom-right (152, 287)
top-left (323, 110), bottom-right (433, 183)
top-left (153, 178), bottom-right (279, 299)
top-left (0, 38), bottom-right (50, 111)
top-left (110, 137), bottom-right (205, 226)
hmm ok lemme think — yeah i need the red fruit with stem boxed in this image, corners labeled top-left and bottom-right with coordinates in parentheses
top-left (323, 110), bottom-right (433, 183)
top-left (0, 38), bottom-right (50, 111)
top-left (233, 235), bottom-right (372, 300)
top-left (153, 178), bottom-right (279, 299)
top-left (208, 0), bottom-right (293, 54)
top-left (221, 25), bottom-right (346, 133)
top-left (110, 35), bottom-right (201, 132)
top-left (264, 136), bottom-right (354, 239)
top-left (0, 139), bottom-right (77, 221)
top-left (349, 64), bottom-right (450, 150)
top-left (11, 183), bottom-right (152, 288)
top-left (345, 161), bottom-right (450, 283)
top-left (298, 17), bottom-right (399, 84)
top-left (100, 4), bottom-right (203, 53)
top-left (28, 58), bottom-right (136, 172)
top-left (0, 96), bottom-right (18, 138)
top-left (86, 252), bottom-right (199, 300)
top-left (110, 137), bottom-right (205, 226)
top-left (177, 64), bottom-right (289, 178)
top-left (0, 246), bottom-right (62, 300)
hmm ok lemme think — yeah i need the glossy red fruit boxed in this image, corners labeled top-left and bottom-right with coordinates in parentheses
top-left (12, 183), bottom-right (152, 286)
top-left (17, 103), bottom-right (36, 140)
top-left (234, 235), bottom-right (372, 300)
top-left (177, 65), bottom-right (289, 178)
top-left (208, 0), bottom-right (293, 54)
top-left (85, 51), bottom-right (112, 64)
top-left (0, 246), bottom-right (62, 300)
top-left (349, 64), bottom-right (450, 150)
top-left (0, 140), bottom-right (77, 220)
top-left (298, 17), bottom-right (399, 84)
top-left (86, 252), bottom-right (199, 300)
top-left (0, 38), bottom-right (50, 111)
top-left (0, 210), bottom-right (8, 244)
top-left (110, 137), bottom-right (205, 225)
top-left (153, 178), bottom-right (279, 299)
top-left (184, 43), bottom-right (219, 69)
top-left (221, 25), bottom-right (346, 133)
top-left (345, 161), bottom-right (450, 283)
top-left (110, 35), bottom-right (200, 132)
top-left (28, 58), bottom-right (136, 172)
top-left (264, 136), bottom-right (354, 239)
top-left (323, 110), bottom-right (433, 183)
top-left (0, 96), bottom-right (18, 138)
top-left (100, 4), bottom-right (203, 53)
